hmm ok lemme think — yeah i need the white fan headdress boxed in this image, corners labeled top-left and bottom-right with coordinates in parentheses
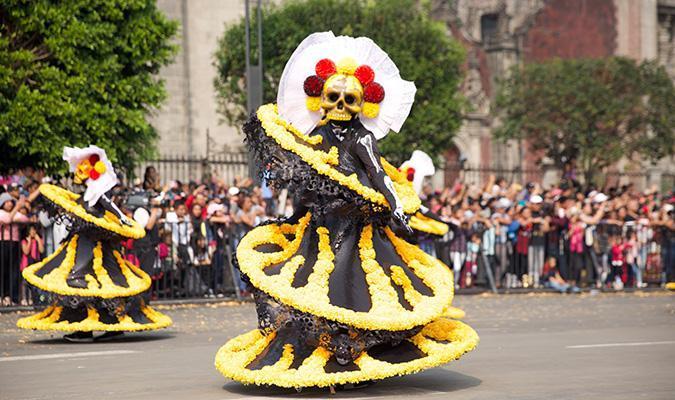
top-left (400, 150), bottom-right (435, 195)
top-left (277, 31), bottom-right (416, 140)
top-left (63, 145), bottom-right (118, 207)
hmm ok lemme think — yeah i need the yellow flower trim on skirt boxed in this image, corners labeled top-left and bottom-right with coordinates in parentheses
top-left (443, 306), bottom-right (466, 320)
top-left (237, 216), bottom-right (454, 331)
top-left (409, 212), bottom-right (449, 236)
top-left (22, 235), bottom-right (152, 298)
top-left (666, 282), bottom-right (675, 291)
top-left (257, 104), bottom-right (420, 214)
top-left (215, 317), bottom-right (478, 388)
top-left (39, 184), bottom-right (145, 239)
top-left (16, 304), bottom-right (172, 332)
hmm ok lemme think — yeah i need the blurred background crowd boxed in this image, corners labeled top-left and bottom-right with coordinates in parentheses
top-left (1, 164), bottom-right (673, 308)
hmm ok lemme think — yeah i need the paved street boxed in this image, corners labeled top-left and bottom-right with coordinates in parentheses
top-left (1, 292), bottom-right (673, 400)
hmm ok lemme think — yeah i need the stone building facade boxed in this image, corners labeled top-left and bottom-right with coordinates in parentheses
top-left (151, 0), bottom-right (245, 157)
top-left (432, 0), bottom-right (674, 188)
top-left (150, 0), bottom-right (674, 187)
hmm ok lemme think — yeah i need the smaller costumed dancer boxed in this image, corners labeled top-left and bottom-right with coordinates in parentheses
top-left (17, 146), bottom-right (172, 342)
top-left (399, 150), bottom-right (465, 320)
top-left (399, 150), bottom-right (450, 241)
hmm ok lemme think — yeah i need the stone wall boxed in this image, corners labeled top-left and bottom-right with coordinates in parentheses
top-left (151, 0), bottom-right (245, 157)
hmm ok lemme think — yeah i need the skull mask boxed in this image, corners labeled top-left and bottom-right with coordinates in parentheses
top-left (320, 74), bottom-right (363, 121)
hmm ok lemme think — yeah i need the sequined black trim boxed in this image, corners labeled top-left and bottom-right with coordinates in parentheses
top-left (252, 288), bottom-right (422, 366)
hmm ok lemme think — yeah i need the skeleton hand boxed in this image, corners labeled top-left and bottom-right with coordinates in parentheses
top-left (392, 207), bottom-right (413, 235)
top-left (120, 216), bottom-right (133, 226)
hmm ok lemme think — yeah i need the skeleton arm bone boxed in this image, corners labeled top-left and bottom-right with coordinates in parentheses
top-left (355, 133), bottom-right (402, 211)
top-left (355, 132), bottom-right (412, 233)
top-left (99, 192), bottom-right (132, 225)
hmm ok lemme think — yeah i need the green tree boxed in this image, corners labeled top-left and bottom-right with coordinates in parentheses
top-left (0, 0), bottom-right (178, 173)
top-left (494, 57), bottom-right (675, 184)
top-left (214, 0), bottom-right (465, 165)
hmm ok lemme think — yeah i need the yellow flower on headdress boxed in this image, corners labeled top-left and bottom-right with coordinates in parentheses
top-left (336, 57), bottom-right (358, 75)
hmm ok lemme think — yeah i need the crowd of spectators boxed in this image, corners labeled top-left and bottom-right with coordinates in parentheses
top-left (421, 175), bottom-right (674, 293)
top-left (1, 165), bottom-right (673, 306)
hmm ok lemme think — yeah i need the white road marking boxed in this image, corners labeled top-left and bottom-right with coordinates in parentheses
top-left (566, 341), bottom-right (675, 349)
top-left (0, 350), bottom-right (139, 362)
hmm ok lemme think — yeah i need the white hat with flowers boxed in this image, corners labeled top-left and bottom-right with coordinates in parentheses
top-left (62, 145), bottom-right (117, 207)
top-left (277, 31), bottom-right (416, 140)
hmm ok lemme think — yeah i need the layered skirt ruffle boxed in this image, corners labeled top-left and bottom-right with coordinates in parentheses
top-left (22, 234), bottom-right (150, 298)
top-left (18, 184), bottom-right (171, 333)
top-left (17, 301), bottom-right (172, 332)
top-left (215, 317), bottom-right (477, 388)
top-left (215, 213), bottom-right (477, 387)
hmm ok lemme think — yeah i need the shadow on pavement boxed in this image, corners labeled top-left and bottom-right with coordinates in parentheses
top-left (25, 332), bottom-right (175, 345)
top-left (222, 368), bottom-right (481, 398)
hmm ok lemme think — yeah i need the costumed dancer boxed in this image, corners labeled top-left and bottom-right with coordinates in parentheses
top-left (399, 150), bottom-right (465, 319)
top-left (17, 146), bottom-right (172, 342)
top-left (215, 32), bottom-right (477, 390)
top-left (398, 150), bottom-right (448, 252)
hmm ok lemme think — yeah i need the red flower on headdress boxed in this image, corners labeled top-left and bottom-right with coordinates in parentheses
top-left (364, 82), bottom-right (385, 103)
top-left (406, 167), bottom-right (415, 182)
top-left (89, 169), bottom-right (101, 180)
top-left (88, 154), bottom-right (100, 165)
top-left (354, 65), bottom-right (375, 86)
top-left (303, 75), bottom-right (325, 97)
top-left (315, 58), bottom-right (336, 79)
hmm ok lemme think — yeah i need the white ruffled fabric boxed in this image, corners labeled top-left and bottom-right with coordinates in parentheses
top-left (400, 150), bottom-right (435, 195)
top-left (62, 145), bottom-right (117, 207)
top-left (277, 31), bottom-right (416, 140)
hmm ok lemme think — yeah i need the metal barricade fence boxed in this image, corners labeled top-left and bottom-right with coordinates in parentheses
top-left (0, 222), bottom-right (36, 307)
top-left (125, 224), bottom-right (242, 302)
top-left (430, 221), bottom-right (668, 290)
top-left (1, 219), bottom-right (670, 308)
top-left (0, 222), bottom-right (243, 309)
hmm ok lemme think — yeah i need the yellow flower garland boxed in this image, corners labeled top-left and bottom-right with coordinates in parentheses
top-left (40, 184), bottom-right (145, 239)
top-left (278, 116), bottom-right (323, 145)
top-left (409, 212), bottom-right (449, 236)
top-left (443, 306), bottom-right (466, 320)
top-left (257, 104), bottom-right (420, 213)
top-left (214, 318), bottom-right (479, 388)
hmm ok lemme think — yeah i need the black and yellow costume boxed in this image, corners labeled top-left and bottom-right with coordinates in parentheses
top-left (214, 105), bottom-right (477, 388)
top-left (17, 184), bottom-right (172, 332)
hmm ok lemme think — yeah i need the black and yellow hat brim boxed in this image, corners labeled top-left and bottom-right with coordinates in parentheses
top-left (22, 235), bottom-right (151, 298)
top-left (215, 318), bottom-right (478, 388)
top-left (256, 104), bottom-right (421, 214)
top-left (237, 213), bottom-right (455, 332)
top-left (17, 304), bottom-right (172, 332)
top-left (40, 184), bottom-right (145, 239)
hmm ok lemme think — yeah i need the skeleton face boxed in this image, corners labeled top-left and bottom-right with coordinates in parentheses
top-left (320, 74), bottom-right (363, 121)
top-left (74, 161), bottom-right (92, 184)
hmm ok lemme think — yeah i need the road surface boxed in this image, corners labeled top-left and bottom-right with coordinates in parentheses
top-left (1, 292), bottom-right (673, 399)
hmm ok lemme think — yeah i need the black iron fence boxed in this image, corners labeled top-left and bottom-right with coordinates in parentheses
top-left (132, 153), bottom-right (249, 184)
top-left (128, 155), bottom-right (671, 193)
top-left (440, 163), bottom-right (672, 192)
top-left (440, 163), bottom-right (545, 187)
